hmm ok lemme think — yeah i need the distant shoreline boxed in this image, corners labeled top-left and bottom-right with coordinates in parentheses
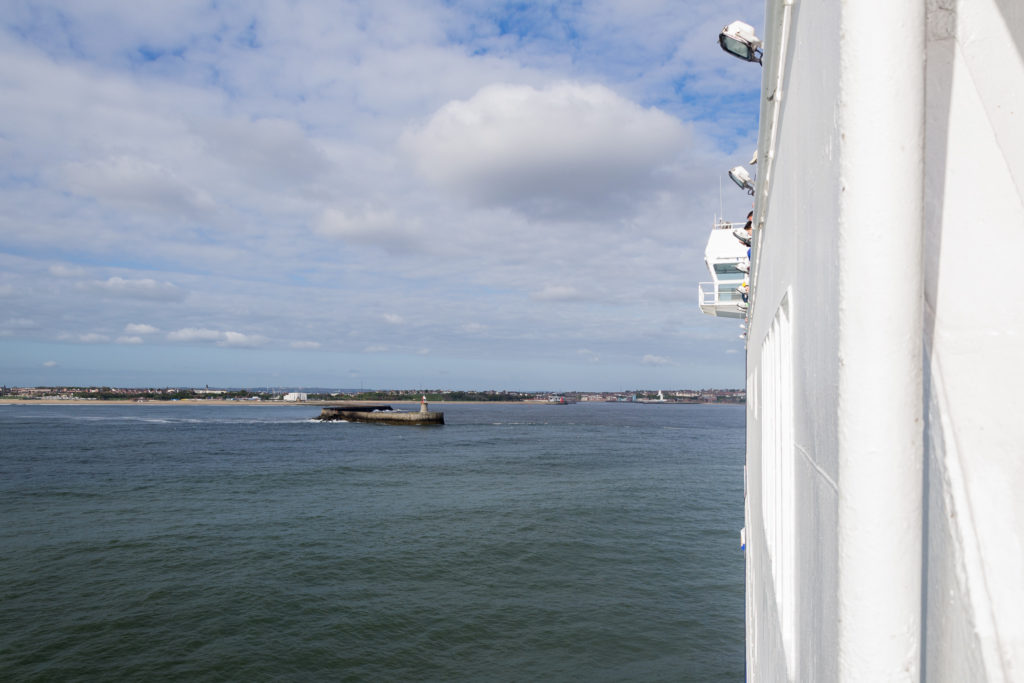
top-left (0, 399), bottom-right (532, 406)
top-left (0, 398), bottom-right (741, 407)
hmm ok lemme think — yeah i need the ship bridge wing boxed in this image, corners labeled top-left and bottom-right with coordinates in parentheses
top-left (697, 221), bottom-right (749, 319)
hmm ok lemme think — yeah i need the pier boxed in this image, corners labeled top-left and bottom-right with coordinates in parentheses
top-left (316, 400), bottom-right (444, 426)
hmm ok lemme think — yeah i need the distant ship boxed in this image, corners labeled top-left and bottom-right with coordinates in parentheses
top-left (547, 396), bottom-right (577, 404)
top-left (704, 5), bottom-right (1024, 680)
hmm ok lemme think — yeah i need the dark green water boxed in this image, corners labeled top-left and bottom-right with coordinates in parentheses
top-left (0, 402), bottom-right (745, 681)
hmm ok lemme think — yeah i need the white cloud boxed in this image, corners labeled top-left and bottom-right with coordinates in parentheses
top-left (641, 354), bottom-right (674, 366)
top-left (315, 207), bottom-right (420, 249)
top-left (382, 313), bottom-right (404, 324)
top-left (364, 344), bottom-right (388, 352)
top-left (5, 318), bottom-right (37, 329)
top-left (196, 117), bottom-right (330, 189)
top-left (290, 340), bottom-right (321, 349)
top-left (166, 327), bottom-right (265, 347)
top-left (124, 323), bottom-right (159, 335)
top-left (61, 156), bottom-right (215, 215)
top-left (403, 82), bottom-right (690, 217)
top-left (78, 277), bottom-right (185, 301)
top-left (53, 331), bottom-right (106, 343)
top-left (116, 336), bottom-right (144, 344)
top-left (218, 331), bottom-right (266, 348)
top-left (43, 360), bottom-right (58, 368)
top-left (578, 348), bottom-right (600, 362)
top-left (49, 264), bottom-right (89, 278)
top-left (167, 328), bottom-right (223, 342)
top-left (532, 284), bottom-right (585, 301)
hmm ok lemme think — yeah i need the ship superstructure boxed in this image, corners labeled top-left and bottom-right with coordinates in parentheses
top-left (704, 1), bottom-right (1024, 680)
top-left (698, 220), bottom-right (750, 319)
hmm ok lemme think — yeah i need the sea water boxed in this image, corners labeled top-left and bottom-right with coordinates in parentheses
top-left (0, 402), bottom-right (745, 681)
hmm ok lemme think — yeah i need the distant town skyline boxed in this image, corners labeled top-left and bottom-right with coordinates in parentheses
top-left (2, 386), bottom-right (746, 405)
top-left (1, 1), bottom-right (760, 391)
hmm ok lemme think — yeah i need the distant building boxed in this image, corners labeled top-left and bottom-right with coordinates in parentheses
top-left (283, 392), bottom-right (308, 402)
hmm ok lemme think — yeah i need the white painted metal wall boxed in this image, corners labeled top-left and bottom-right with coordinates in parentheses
top-left (922, 0), bottom-right (1024, 679)
top-left (744, 0), bottom-right (1024, 680)
top-left (745, 0), bottom-right (842, 679)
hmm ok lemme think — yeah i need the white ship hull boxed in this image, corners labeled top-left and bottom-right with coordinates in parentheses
top-left (739, 1), bottom-right (1024, 680)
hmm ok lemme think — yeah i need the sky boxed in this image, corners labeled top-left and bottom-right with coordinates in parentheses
top-left (0, 0), bottom-right (763, 392)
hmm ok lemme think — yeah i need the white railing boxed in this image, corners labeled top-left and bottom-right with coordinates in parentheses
top-left (699, 281), bottom-right (748, 319)
top-left (700, 281), bottom-right (746, 304)
top-left (699, 281), bottom-right (717, 306)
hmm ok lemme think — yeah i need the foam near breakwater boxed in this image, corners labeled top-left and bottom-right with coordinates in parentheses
top-left (317, 403), bottom-right (444, 425)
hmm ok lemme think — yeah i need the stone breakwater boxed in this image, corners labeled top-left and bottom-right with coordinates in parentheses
top-left (316, 403), bottom-right (445, 425)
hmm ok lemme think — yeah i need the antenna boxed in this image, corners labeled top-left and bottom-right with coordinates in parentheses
top-left (719, 176), bottom-right (724, 223)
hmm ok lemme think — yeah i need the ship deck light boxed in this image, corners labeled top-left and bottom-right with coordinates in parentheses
top-left (729, 166), bottom-right (755, 195)
top-left (719, 21), bottom-right (763, 64)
